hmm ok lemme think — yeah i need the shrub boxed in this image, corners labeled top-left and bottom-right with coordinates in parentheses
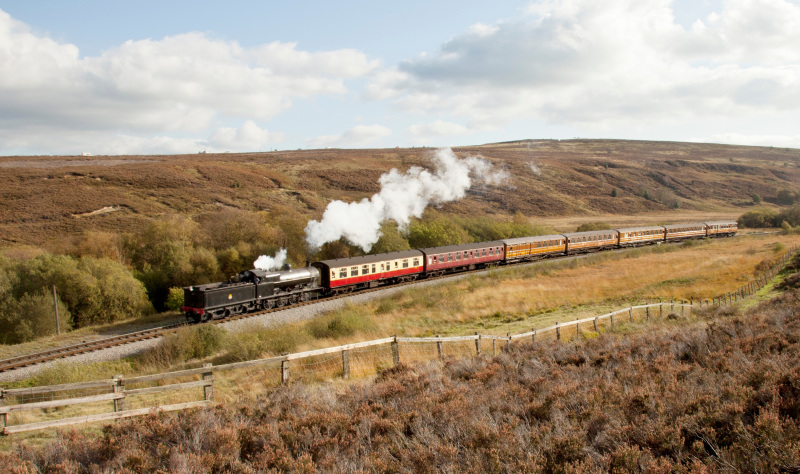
top-left (223, 324), bottom-right (308, 361)
top-left (576, 222), bottom-right (612, 232)
top-left (308, 306), bottom-right (373, 339)
top-left (138, 324), bottom-right (226, 368)
top-left (165, 287), bottom-right (185, 311)
top-left (739, 209), bottom-right (779, 228)
top-left (0, 253), bottom-right (152, 336)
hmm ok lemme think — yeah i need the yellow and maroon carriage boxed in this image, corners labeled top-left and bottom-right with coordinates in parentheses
top-left (664, 223), bottom-right (707, 242)
top-left (563, 230), bottom-right (619, 255)
top-left (501, 235), bottom-right (566, 262)
top-left (616, 226), bottom-right (666, 247)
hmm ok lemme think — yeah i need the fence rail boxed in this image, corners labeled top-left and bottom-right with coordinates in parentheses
top-left (2, 244), bottom-right (797, 435)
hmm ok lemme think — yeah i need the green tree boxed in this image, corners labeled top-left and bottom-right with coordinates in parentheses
top-left (165, 287), bottom-right (185, 311)
top-left (576, 222), bottom-right (612, 232)
top-left (407, 216), bottom-right (471, 248)
top-left (752, 193), bottom-right (762, 204)
top-left (738, 209), bottom-right (780, 228)
top-left (371, 222), bottom-right (411, 254)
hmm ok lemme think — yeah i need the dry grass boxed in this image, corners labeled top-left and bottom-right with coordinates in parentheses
top-left (350, 234), bottom-right (800, 338)
top-left (5, 287), bottom-right (800, 471)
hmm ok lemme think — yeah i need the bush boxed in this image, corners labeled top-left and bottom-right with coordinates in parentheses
top-left (165, 287), bottom-right (185, 311)
top-left (308, 306), bottom-right (373, 339)
top-left (739, 209), bottom-right (779, 228)
top-left (576, 222), bottom-right (612, 232)
top-left (138, 324), bottom-right (226, 368)
top-left (408, 215), bottom-right (471, 248)
top-left (223, 324), bottom-right (308, 361)
top-left (0, 253), bottom-right (152, 340)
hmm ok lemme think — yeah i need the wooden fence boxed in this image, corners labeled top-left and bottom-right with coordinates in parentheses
top-left (2, 244), bottom-right (798, 435)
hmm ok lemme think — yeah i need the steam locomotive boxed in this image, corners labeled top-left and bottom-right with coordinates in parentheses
top-left (182, 220), bottom-right (737, 322)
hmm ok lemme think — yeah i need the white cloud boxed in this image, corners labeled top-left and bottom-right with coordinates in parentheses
top-left (307, 124), bottom-right (392, 148)
top-left (372, 0), bottom-right (800, 131)
top-left (407, 120), bottom-right (470, 139)
top-left (0, 8), bottom-right (376, 154)
top-left (207, 121), bottom-right (284, 152)
top-left (690, 132), bottom-right (800, 148)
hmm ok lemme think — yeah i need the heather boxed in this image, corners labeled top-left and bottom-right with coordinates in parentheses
top-left (5, 287), bottom-right (800, 472)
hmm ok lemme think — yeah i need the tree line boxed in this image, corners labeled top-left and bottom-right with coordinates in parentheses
top-left (0, 208), bottom-right (551, 344)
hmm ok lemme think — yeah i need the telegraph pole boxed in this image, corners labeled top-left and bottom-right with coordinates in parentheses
top-left (52, 285), bottom-right (60, 335)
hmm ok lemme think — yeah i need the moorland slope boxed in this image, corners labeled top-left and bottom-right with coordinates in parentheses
top-left (2, 139), bottom-right (798, 246)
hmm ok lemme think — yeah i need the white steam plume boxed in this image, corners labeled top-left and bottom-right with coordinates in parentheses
top-left (305, 148), bottom-right (508, 252)
top-left (253, 249), bottom-right (288, 271)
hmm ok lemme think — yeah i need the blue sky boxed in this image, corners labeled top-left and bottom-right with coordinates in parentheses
top-left (1, 0), bottom-right (799, 155)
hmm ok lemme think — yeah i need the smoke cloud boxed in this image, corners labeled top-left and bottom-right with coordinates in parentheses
top-left (253, 249), bottom-right (288, 271)
top-left (305, 147), bottom-right (508, 252)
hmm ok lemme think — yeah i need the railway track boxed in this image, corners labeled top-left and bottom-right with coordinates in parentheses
top-left (0, 231), bottom-right (776, 375)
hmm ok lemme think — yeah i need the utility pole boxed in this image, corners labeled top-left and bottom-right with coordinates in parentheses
top-left (52, 285), bottom-right (60, 335)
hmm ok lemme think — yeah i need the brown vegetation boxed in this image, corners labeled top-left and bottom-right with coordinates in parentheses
top-left (2, 140), bottom-right (798, 248)
top-left (4, 284), bottom-right (800, 471)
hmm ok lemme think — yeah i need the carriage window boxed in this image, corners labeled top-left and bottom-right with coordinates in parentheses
top-left (402, 259), bottom-right (409, 268)
top-left (482, 249), bottom-right (487, 257)
top-left (489, 248), bottom-right (493, 255)
top-left (350, 267), bottom-right (358, 277)
top-left (456, 253), bottom-right (461, 261)
top-left (331, 271), bottom-right (336, 279)
top-left (362, 265), bottom-right (369, 274)
top-left (413, 258), bottom-right (419, 266)
top-left (394, 261), bottom-right (399, 268)
top-left (372, 264), bottom-right (376, 273)
top-left (339, 269), bottom-right (347, 278)
top-left (429, 257), bottom-right (433, 265)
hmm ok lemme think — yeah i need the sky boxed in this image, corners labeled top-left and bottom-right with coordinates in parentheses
top-left (1, 0), bottom-right (799, 156)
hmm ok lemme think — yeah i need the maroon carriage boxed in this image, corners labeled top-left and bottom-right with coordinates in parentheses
top-left (419, 241), bottom-right (505, 277)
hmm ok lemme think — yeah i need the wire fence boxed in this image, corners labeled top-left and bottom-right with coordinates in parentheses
top-left (2, 244), bottom-right (798, 435)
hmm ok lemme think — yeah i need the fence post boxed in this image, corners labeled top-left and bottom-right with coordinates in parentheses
top-left (556, 322), bottom-right (561, 341)
top-left (492, 338), bottom-right (497, 357)
top-left (576, 319), bottom-right (580, 339)
top-left (202, 363), bottom-right (214, 401)
top-left (281, 358), bottom-right (290, 385)
top-left (437, 336), bottom-right (443, 360)
top-left (610, 315), bottom-right (614, 328)
top-left (475, 332), bottom-right (481, 355)
top-left (593, 317), bottom-right (598, 332)
top-left (646, 306), bottom-right (650, 320)
top-left (629, 308), bottom-right (633, 323)
top-left (660, 300), bottom-right (663, 318)
top-left (507, 333), bottom-right (511, 351)
top-left (681, 302), bottom-right (685, 317)
top-left (531, 329), bottom-right (536, 344)
top-left (342, 350), bottom-right (350, 379)
top-left (391, 337), bottom-right (400, 366)
top-left (1, 389), bottom-right (6, 433)
top-left (113, 375), bottom-right (125, 412)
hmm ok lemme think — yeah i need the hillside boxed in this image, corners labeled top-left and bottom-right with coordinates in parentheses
top-left (4, 278), bottom-right (800, 471)
top-left (1, 139), bottom-right (799, 247)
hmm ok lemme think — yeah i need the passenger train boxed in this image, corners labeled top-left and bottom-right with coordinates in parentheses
top-left (182, 220), bottom-right (737, 322)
